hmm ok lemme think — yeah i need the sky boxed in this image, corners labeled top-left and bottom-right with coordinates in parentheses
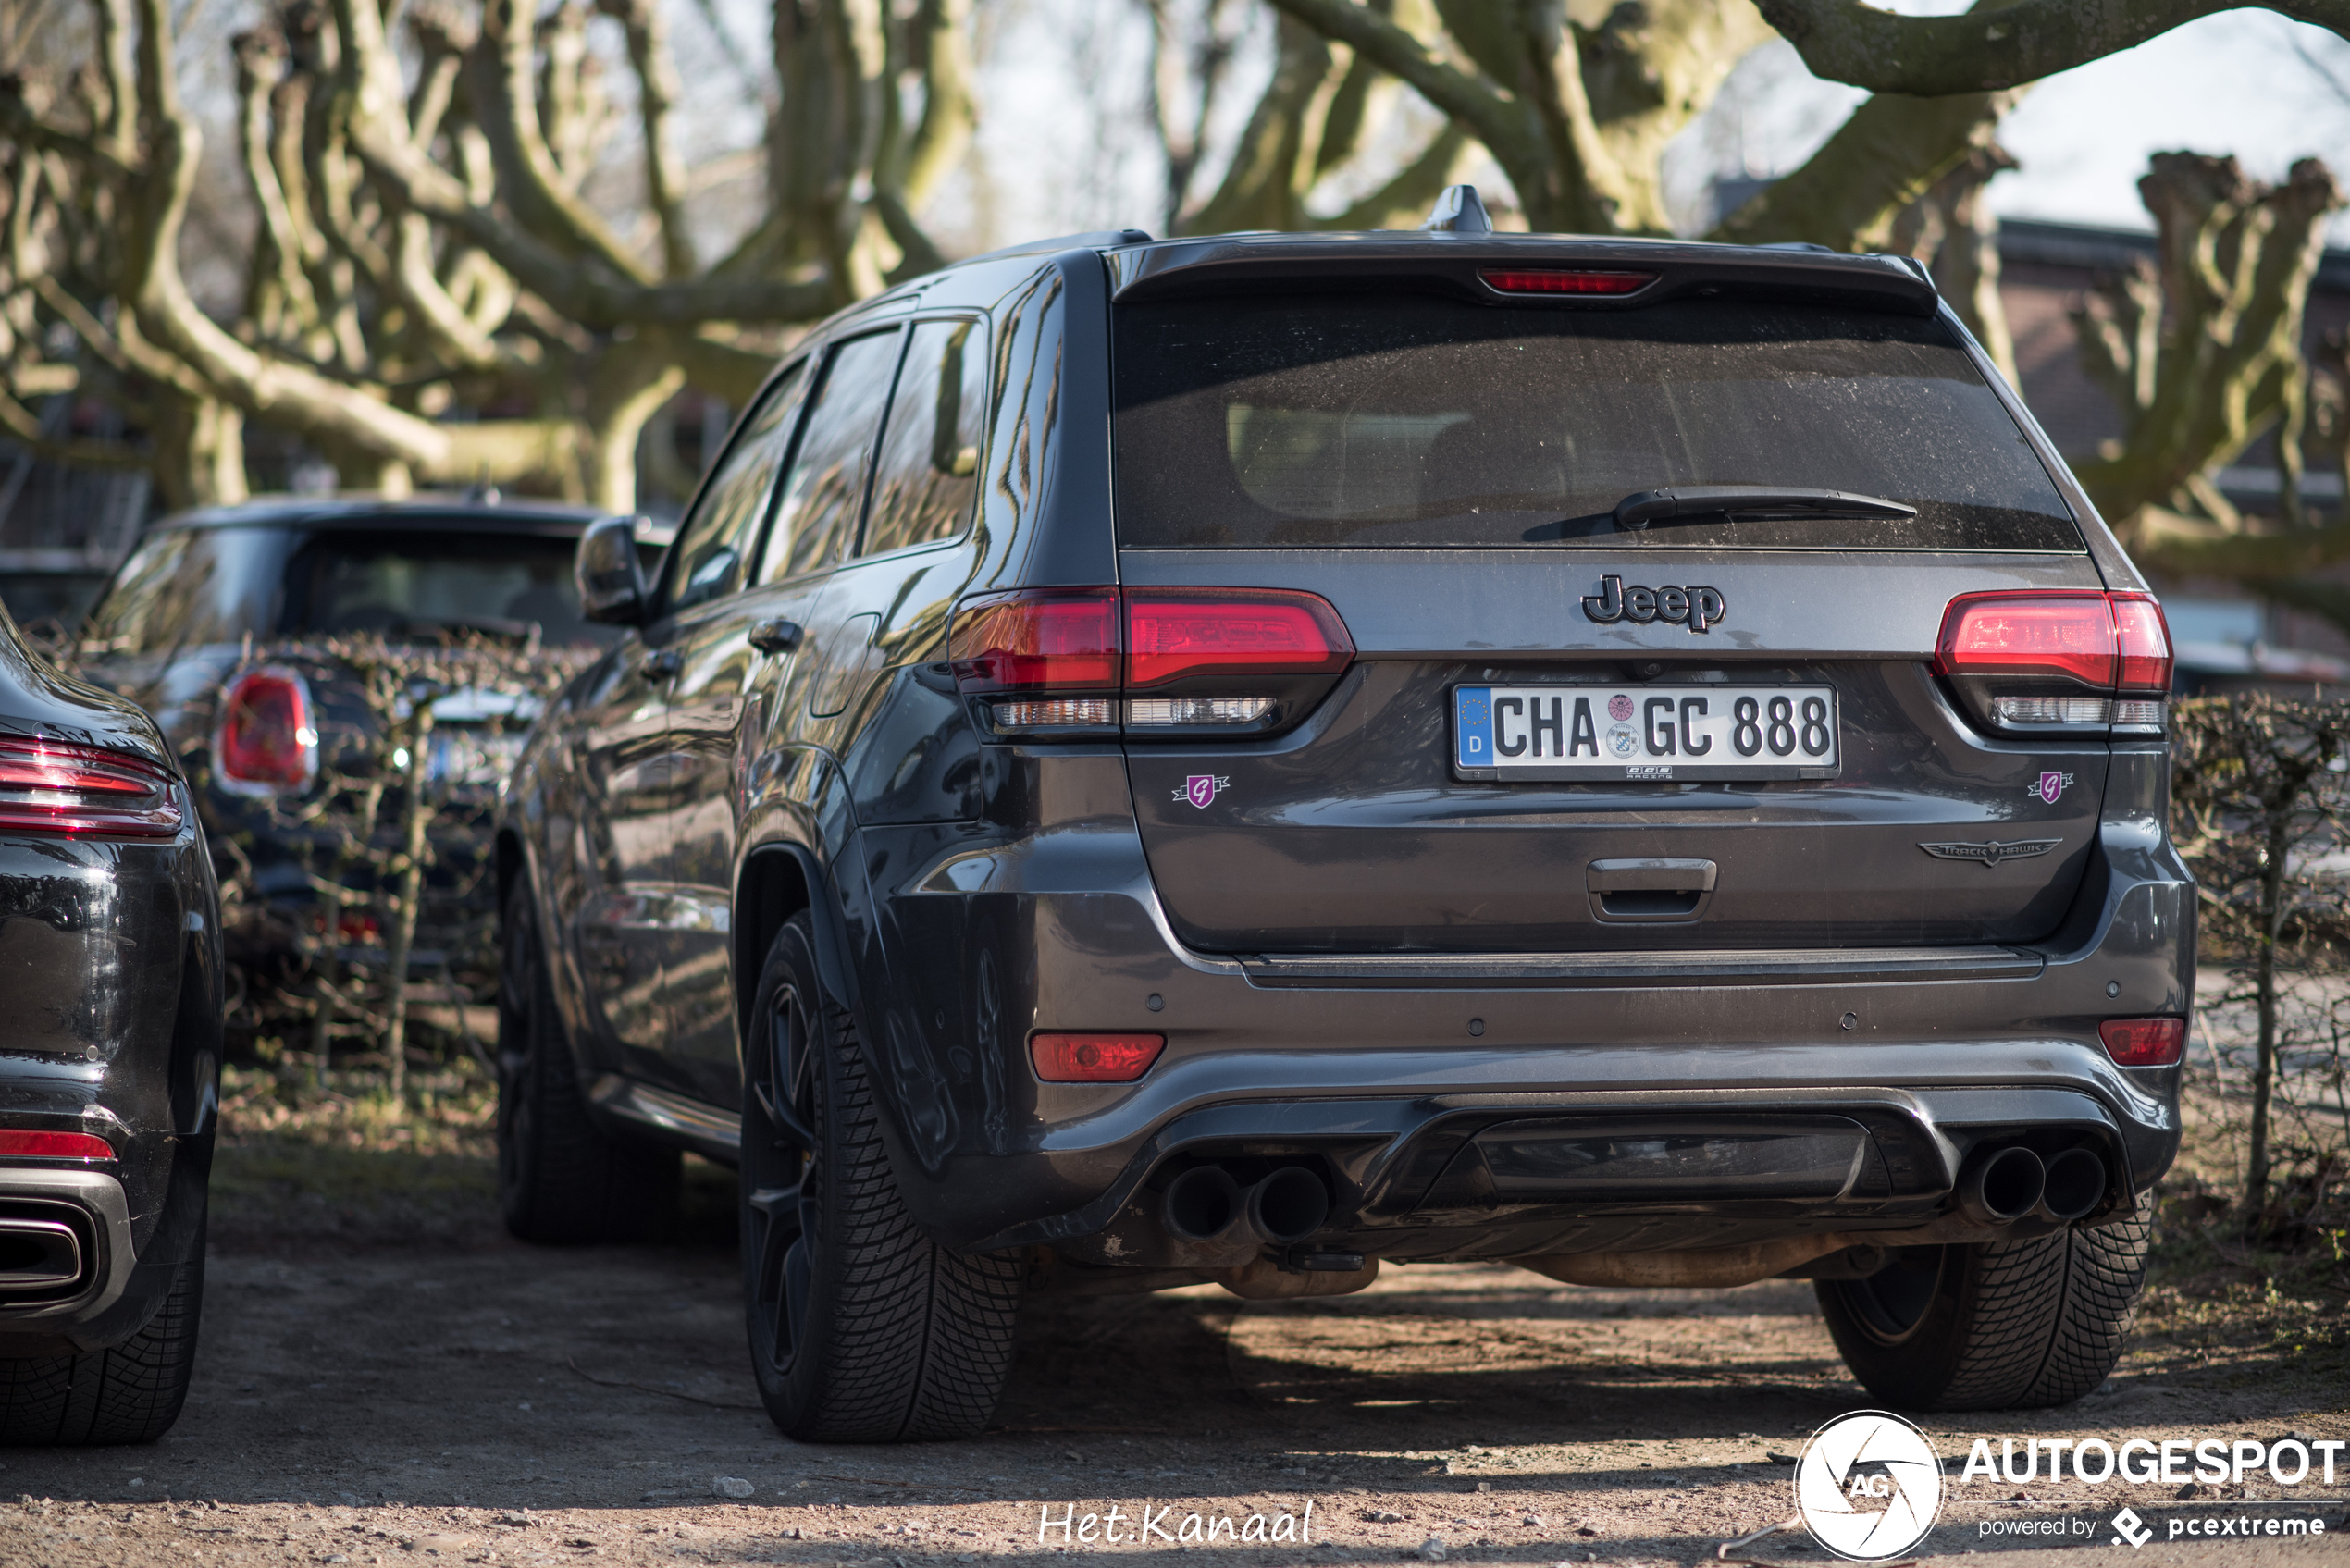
top-left (930, 0), bottom-right (2350, 252)
top-left (1695, 5), bottom-right (2350, 241)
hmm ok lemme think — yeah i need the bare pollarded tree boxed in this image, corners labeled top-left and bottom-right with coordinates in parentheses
top-left (0, 0), bottom-right (973, 510)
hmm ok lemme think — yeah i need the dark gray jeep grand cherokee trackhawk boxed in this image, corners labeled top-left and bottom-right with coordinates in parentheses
top-left (498, 191), bottom-right (2190, 1442)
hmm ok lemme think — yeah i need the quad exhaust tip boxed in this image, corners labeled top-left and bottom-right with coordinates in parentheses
top-left (1954, 1144), bottom-right (2108, 1228)
top-left (1162, 1164), bottom-right (1331, 1250)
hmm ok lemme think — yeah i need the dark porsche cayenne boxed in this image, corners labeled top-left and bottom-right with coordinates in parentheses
top-left (0, 603), bottom-right (221, 1443)
top-left (497, 192), bottom-right (2191, 1440)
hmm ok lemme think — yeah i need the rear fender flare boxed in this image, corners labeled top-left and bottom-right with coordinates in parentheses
top-left (735, 839), bottom-right (862, 1033)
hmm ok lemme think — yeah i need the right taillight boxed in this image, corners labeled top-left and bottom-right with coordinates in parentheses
top-left (948, 587), bottom-right (1354, 738)
top-left (1934, 591), bottom-right (2172, 735)
top-left (0, 737), bottom-right (181, 839)
top-left (2098, 1017), bottom-right (2185, 1068)
top-left (216, 667), bottom-right (318, 793)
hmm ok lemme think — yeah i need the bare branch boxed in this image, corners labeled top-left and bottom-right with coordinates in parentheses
top-left (1755, 0), bottom-right (2350, 97)
top-left (1262, 0), bottom-right (1535, 176)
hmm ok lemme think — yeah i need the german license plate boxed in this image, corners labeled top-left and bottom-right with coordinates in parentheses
top-left (1453, 685), bottom-right (1840, 782)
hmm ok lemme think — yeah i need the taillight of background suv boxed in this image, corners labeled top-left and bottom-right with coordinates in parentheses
top-left (1934, 591), bottom-right (2173, 737)
top-left (215, 667), bottom-right (319, 795)
top-left (0, 735), bottom-right (181, 837)
top-left (949, 586), bottom-right (1354, 739)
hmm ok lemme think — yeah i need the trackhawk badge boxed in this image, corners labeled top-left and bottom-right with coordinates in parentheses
top-left (1918, 838), bottom-right (2061, 868)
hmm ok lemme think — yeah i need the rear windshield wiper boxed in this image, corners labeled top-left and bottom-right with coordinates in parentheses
top-left (1612, 485), bottom-right (1917, 531)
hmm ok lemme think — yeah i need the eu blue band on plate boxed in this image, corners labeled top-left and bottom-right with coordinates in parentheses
top-left (1455, 686), bottom-right (1493, 769)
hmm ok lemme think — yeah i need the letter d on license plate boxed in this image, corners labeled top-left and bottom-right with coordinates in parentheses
top-left (1453, 684), bottom-right (1840, 783)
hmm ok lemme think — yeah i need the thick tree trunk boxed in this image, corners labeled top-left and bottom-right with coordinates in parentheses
top-left (148, 391), bottom-right (248, 509)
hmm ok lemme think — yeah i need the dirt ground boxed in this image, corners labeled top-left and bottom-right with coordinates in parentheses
top-left (0, 1103), bottom-right (2344, 1568)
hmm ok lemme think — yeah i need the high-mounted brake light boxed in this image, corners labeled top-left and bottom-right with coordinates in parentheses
top-left (2098, 1017), bottom-right (2185, 1068)
top-left (1479, 269), bottom-right (1656, 297)
top-left (0, 736), bottom-right (180, 839)
top-left (216, 667), bottom-right (319, 793)
top-left (949, 587), bottom-right (1354, 735)
top-left (1934, 591), bottom-right (2173, 735)
top-left (0, 1130), bottom-right (116, 1160)
top-left (1030, 1031), bottom-right (1165, 1083)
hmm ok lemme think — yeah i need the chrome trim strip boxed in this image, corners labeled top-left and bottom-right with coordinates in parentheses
top-left (1243, 945), bottom-right (2040, 987)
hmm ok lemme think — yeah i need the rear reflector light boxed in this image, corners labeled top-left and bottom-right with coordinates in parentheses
top-left (2098, 1017), bottom-right (2185, 1068)
top-left (1480, 269), bottom-right (1656, 297)
top-left (0, 1130), bottom-right (115, 1160)
top-left (1126, 590), bottom-right (1353, 688)
top-left (216, 667), bottom-right (319, 791)
top-left (1030, 1031), bottom-right (1166, 1083)
top-left (0, 736), bottom-right (180, 839)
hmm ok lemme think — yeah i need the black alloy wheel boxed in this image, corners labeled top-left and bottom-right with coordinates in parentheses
top-left (739, 912), bottom-right (1021, 1441)
top-left (742, 946), bottom-right (822, 1389)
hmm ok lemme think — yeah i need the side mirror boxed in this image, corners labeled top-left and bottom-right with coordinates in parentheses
top-left (576, 515), bottom-right (649, 625)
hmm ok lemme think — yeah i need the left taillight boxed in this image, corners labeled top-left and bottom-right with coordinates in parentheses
top-left (1934, 591), bottom-right (2173, 736)
top-left (216, 667), bottom-right (318, 793)
top-left (0, 736), bottom-right (180, 839)
top-left (948, 587), bottom-right (1354, 738)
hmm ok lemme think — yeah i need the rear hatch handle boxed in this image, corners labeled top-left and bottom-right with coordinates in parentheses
top-left (1588, 858), bottom-right (1717, 923)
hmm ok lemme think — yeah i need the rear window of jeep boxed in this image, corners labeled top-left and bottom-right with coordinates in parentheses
top-left (1110, 293), bottom-right (2083, 552)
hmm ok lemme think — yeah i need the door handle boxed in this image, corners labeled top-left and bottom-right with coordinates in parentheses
top-left (1586, 858), bottom-right (1716, 923)
top-left (640, 648), bottom-right (682, 681)
top-left (748, 618), bottom-right (803, 655)
top-left (1585, 858), bottom-right (1717, 893)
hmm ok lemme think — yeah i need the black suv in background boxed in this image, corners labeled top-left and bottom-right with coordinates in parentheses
top-left (499, 190), bottom-right (2191, 1441)
top-left (77, 497), bottom-right (643, 990)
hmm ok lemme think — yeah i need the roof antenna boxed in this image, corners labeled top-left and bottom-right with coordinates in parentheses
top-left (464, 464), bottom-right (501, 506)
top-left (1420, 184), bottom-right (1492, 234)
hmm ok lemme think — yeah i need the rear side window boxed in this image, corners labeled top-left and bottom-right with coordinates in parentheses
top-left (665, 359), bottom-right (808, 613)
top-left (1111, 294), bottom-right (2082, 551)
top-left (283, 530), bottom-right (611, 648)
top-left (860, 318), bottom-right (986, 557)
top-left (86, 527), bottom-right (286, 654)
top-left (761, 329), bottom-right (903, 583)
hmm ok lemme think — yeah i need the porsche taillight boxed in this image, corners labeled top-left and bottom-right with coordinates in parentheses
top-left (947, 587), bottom-right (1354, 737)
top-left (0, 735), bottom-right (181, 839)
top-left (1934, 591), bottom-right (2173, 735)
top-left (216, 667), bottom-right (318, 793)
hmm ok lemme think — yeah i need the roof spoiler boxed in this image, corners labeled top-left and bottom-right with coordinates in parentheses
top-left (1106, 208), bottom-right (1939, 316)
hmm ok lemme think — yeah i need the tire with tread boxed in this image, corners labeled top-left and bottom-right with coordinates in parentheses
top-left (1817, 1198), bottom-right (2152, 1411)
top-left (497, 880), bottom-right (679, 1243)
top-left (0, 1216), bottom-right (205, 1445)
top-left (742, 912), bottom-right (1020, 1442)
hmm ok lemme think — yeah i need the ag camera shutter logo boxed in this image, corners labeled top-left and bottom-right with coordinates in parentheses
top-left (1794, 1411), bottom-right (1944, 1560)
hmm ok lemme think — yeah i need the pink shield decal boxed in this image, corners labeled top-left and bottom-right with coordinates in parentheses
top-left (1186, 775), bottom-right (1218, 809)
top-left (2036, 772), bottom-right (2065, 805)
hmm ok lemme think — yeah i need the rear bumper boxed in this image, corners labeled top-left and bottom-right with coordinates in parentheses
top-left (855, 793), bottom-right (2191, 1258)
